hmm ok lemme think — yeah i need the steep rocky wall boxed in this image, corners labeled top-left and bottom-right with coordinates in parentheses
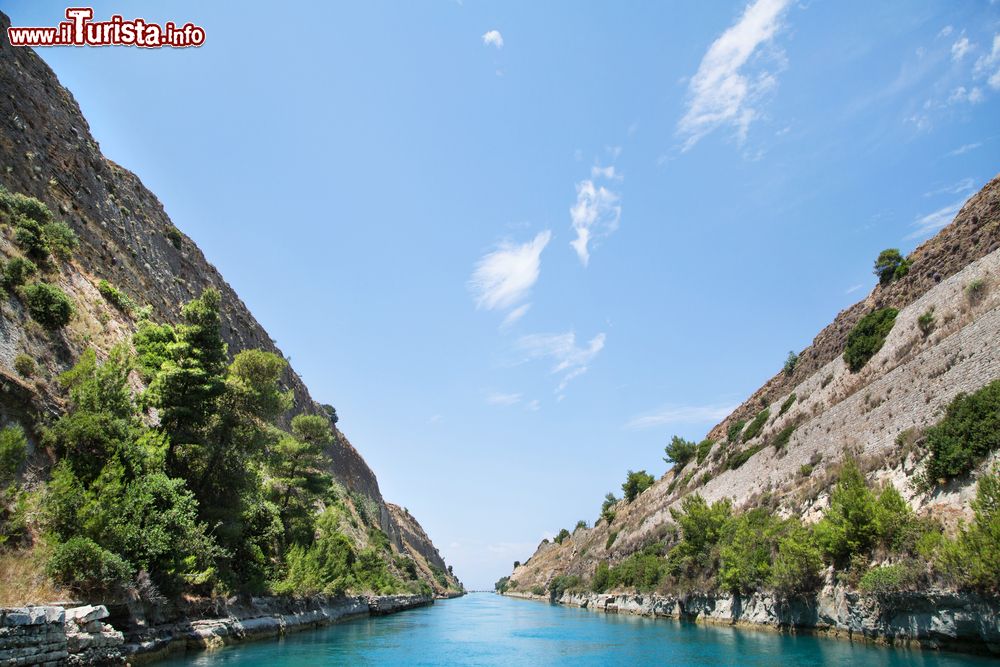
top-left (508, 175), bottom-right (1000, 602)
top-left (504, 585), bottom-right (1000, 655)
top-left (0, 10), bottom-right (455, 589)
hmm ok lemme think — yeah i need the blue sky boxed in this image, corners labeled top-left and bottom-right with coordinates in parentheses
top-left (6, 0), bottom-right (1000, 589)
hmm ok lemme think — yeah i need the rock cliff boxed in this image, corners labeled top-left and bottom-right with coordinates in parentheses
top-left (0, 9), bottom-right (460, 599)
top-left (504, 174), bottom-right (1000, 652)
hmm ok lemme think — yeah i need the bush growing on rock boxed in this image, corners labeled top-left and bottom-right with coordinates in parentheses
top-left (2, 256), bottom-right (37, 289)
top-left (622, 470), bottom-right (655, 503)
top-left (0, 425), bottom-right (27, 485)
top-left (663, 435), bottom-right (696, 467)
top-left (554, 528), bottom-right (571, 544)
top-left (726, 420), bottom-right (746, 443)
top-left (742, 408), bottom-right (770, 442)
top-left (779, 393), bottom-right (796, 416)
top-left (13, 353), bottom-right (35, 378)
top-left (22, 282), bottom-right (74, 330)
top-left (97, 279), bottom-right (135, 313)
top-left (600, 492), bottom-right (618, 524)
top-left (844, 307), bottom-right (898, 372)
top-left (923, 380), bottom-right (1000, 482)
top-left (873, 248), bottom-right (907, 285)
top-left (46, 536), bottom-right (133, 596)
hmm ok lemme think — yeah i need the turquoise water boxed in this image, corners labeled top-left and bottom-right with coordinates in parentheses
top-left (162, 593), bottom-right (995, 666)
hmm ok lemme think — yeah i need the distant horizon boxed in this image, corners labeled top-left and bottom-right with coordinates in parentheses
top-left (6, 0), bottom-right (999, 589)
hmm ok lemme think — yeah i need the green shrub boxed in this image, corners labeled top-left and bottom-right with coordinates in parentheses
top-left (799, 464), bottom-right (814, 477)
top-left (46, 537), bottom-right (133, 596)
top-left (608, 546), bottom-right (665, 591)
top-left (726, 420), bottom-right (746, 443)
top-left (844, 308), bottom-right (898, 372)
top-left (667, 494), bottom-right (732, 579)
top-left (22, 282), bottom-right (74, 330)
top-left (622, 470), bottom-right (655, 502)
top-left (917, 309), bottom-right (936, 336)
top-left (859, 563), bottom-right (919, 595)
top-left (2, 257), bottom-right (37, 289)
top-left (13, 353), bottom-right (35, 378)
top-left (97, 279), bottom-right (135, 313)
top-left (13, 218), bottom-right (49, 261)
top-left (591, 561), bottom-right (610, 592)
top-left (494, 576), bottom-right (510, 593)
top-left (600, 492), bottom-right (618, 524)
top-left (574, 520), bottom-right (588, 532)
top-left (696, 438), bottom-right (715, 464)
top-left (770, 524), bottom-right (823, 596)
top-left (531, 584), bottom-right (545, 596)
top-left (778, 393), bottom-right (796, 416)
top-left (165, 225), bottom-right (183, 249)
top-left (937, 469), bottom-right (1000, 590)
top-left (784, 351), bottom-right (798, 375)
top-left (548, 574), bottom-right (582, 598)
top-left (0, 425), bottom-right (27, 484)
top-left (923, 380), bottom-right (1000, 482)
top-left (742, 408), bottom-right (770, 442)
top-left (554, 528), bottom-right (570, 544)
top-left (719, 509), bottom-right (781, 593)
top-left (664, 435), bottom-right (697, 467)
top-left (966, 278), bottom-right (987, 304)
top-left (727, 443), bottom-right (765, 470)
top-left (606, 530), bottom-right (619, 550)
top-left (42, 221), bottom-right (78, 260)
top-left (771, 424), bottom-right (796, 451)
top-left (394, 555), bottom-right (418, 579)
top-left (873, 249), bottom-right (904, 285)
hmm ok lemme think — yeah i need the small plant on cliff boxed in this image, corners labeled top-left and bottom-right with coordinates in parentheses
top-left (554, 528), bottom-right (571, 544)
top-left (0, 426), bottom-right (27, 485)
top-left (548, 574), bottom-right (582, 599)
top-left (770, 423), bottom-right (797, 451)
top-left (574, 520), bottom-right (589, 532)
top-left (663, 435), bottom-right (697, 467)
top-left (843, 307), bottom-right (898, 372)
top-left (778, 393), bottom-right (796, 416)
top-left (42, 221), bottom-right (79, 260)
top-left (923, 379), bottom-right (1000, 482)
top-left (696, 438), bottom-right (715, 464)
top-left (531, 584), bottom-right (545, 596)
top-left (783, 350), bottom-right (798, 375)
top-left (622, 470), bottom-right (655, 503)
top-left (165, 225), bottom-right (183, 249)
top-left (726, 419), bottom-right (746, 443)
top-left (22, 282), bottom-right (74, 330)
top-left (917, 308), bottom-right (936, 336)
top-left (936, 468), bottom-right (1000, 590)
top-left (13, 354), bottom-right (35, 378)
top-left (859, 562), bottom-right (919, 595)
top-left (966, 277), bottom-right (987, 304)
top-left (591, 561), bottom-right (610, 592)
top-left (1, 257), bottom-right (37, 289)
top-left (873, 248), bottom-right (907, 285)
top-left (97, 279), bottom-right (136, 314)
top-left (742, 408), bottom-right (770, 442)
top-left (600, 492), bottom-right (618, 524)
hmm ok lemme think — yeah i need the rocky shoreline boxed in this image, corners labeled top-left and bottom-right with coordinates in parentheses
top-left (1, 593), bottom-right (439, 666)
top-left (503, 587), bottom-right (1000, 656)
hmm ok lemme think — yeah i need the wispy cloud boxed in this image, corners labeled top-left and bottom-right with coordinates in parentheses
top-left (952, 36), bottom-right (972, 62)
top-left (906, 199), bottom-right (966, 240)
top-left (845, 283), bottom-right (865, 295)
top-left (948, 142), bottom-right (982, 156)
top-left (525, 399), bottom-right (540, 412)
top-left (486, 391), bottom-right (521, 406)
top-left (677, 0), bottom-right (793, 150)
top-left (590, 165), bottom-right (621, 181)
top-left (516, 331), bottom-right (606, 394)
top-left (974, 33), bottom-right (1000, 89)
top-left (569, 177), bottom-right (621, 266)
top-left (482, 30), bottom-right (504, 49)
top-left (469, 231), bottom-right (550, 311)
top-left (500, 303), bottom-right (531, 329)
top-left (626, 403), bottom-right (737, 430)
top-left (923, 177), bottom-right (974, 197)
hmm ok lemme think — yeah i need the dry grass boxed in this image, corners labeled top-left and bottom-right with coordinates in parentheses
top-left (0, 545), bottom-right (69, 606)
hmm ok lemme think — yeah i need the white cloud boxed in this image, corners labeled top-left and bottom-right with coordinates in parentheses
top-left (948, 142), bottom-right (982, 156)
top-left (626, 403), bottom-right (737, 430)
top-left (486, 392), bottom-right (521, 406)
top-left (923, 177), bottom-right (974, 197)
top-left (973, 33), bottom-right (1000, 89)
top-left (590, 165), bottom-right (622, 181)
top-left (525, 399), bottom-right (540, 412)
top-left (677, 0), bottom-right (792, 150)
top-left (469, 231), bottom-right (550, 311)
top-left (952, 36), bottom-right (972, 61)
top-left (939, 26), bottom-right (954, 39)
top-left (845, 283), bottom-right (865, 294)
top-left (500, 303), bottom-right (531, 329)
top-left (482, 30), bottom-right (504, 49)
top-left (516, 331), bottom-right (606, 393)
top-left (906, 199), bottom-right (966, 240)
top-left (947, 85), bottom-right (984, 105)
top-left (569, 180), bottom-right (620, 266)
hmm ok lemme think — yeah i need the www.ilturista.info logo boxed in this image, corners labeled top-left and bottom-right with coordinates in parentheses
top-left (7, 8), bottom-right (205, 48)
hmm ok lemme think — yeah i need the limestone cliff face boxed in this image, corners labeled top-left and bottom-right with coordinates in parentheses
top-left (0, 11), bottom-right (459, 591)
top-left (507, 175), bottom-right (1000, 599)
